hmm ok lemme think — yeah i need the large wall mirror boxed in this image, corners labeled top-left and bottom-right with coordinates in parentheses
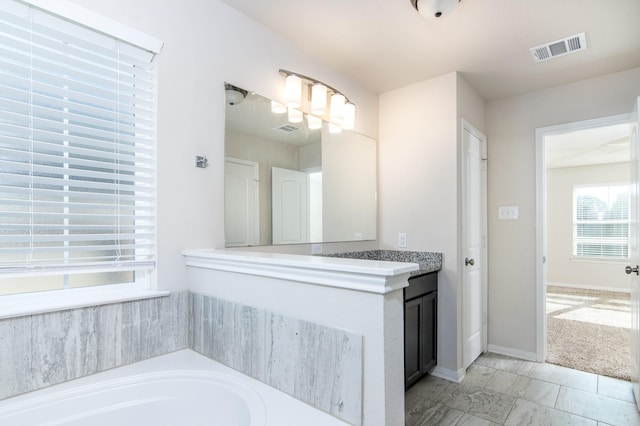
top-left (224, 84), bottom-right (377, 247)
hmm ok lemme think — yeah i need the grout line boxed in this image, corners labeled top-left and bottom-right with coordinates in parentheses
top-left (554, 385), bottom-right (562, 408)
top-left (501, 397), bottom-right (518, 425)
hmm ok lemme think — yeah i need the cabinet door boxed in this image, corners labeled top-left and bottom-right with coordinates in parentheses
top-left (422, 291), bottom-right (437, 373)
top-left (404, 297), bottom-right (423, 389)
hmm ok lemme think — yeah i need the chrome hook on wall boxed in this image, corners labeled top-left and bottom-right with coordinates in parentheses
top-left (195, 155), bottom-right (208, 168)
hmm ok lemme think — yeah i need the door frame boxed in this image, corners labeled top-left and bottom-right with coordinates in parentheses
top-left (461, 118), bottom-right (488, 366)
top-left (534, 113), bottom-right (632, 362)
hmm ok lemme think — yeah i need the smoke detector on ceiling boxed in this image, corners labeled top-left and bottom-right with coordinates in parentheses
top-left (530, 32), bottom-right (587, 63)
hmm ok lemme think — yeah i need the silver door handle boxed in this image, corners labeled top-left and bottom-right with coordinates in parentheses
top-left (465, 258), bottom-right (475, 266)
top-left (625, 265), bottom-right (639, 275)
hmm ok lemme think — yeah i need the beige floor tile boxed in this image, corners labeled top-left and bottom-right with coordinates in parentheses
top-left (524, 361), bottom-right (598, 392)
top-left (413, 402), bottom-right (464, 426)
top-left (406, 392), bottom-right (431, 426)
top-left (437, 384), bottom-right (516, 424)
top-left (555, 386), bottom-right (640, 425)
top-left (504, 398), bottom-right (596, 425)
top-left (462, 364), bottom-right (497, 388)
top-left (406, 351), bottom-right (636, 426)
top-left (485, 369), bottom-right (560, 407)
top-left (456, 413), bottom-right (501, 425)
top-left (475, 353), bottom-right (527, 374)
top-left (406, 374), bottom-right (452, 402)
top-left (597, 375), bottom-right (635, 403)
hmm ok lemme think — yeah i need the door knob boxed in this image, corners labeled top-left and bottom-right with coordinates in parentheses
top-left (625, 265), bottom-right (639, 275)
top-left (465, 258), bottom-right (475, 266)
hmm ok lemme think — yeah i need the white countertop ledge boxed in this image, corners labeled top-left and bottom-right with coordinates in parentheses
top-left (182, 249), bottom-right (419, 294)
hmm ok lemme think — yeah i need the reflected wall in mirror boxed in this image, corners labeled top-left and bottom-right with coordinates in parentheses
top-left (224, 84), bottom-right (376, 247)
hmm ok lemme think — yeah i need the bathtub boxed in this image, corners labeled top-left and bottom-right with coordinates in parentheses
top-left (0, 350), bottom-right (350, 426)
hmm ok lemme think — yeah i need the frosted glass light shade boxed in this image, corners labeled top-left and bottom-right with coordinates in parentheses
top-left (307, 114), bottom-right (322, 130)
top-left (343, 102), bottom-right (355, 130)
top-left (284, 74), bottom-right (302, 108)
top-left (329, 93), bottom-right (345, 125)
top-left (417, 0), bottom-right (459, 18)
top-left (311, 83), bottom-right (327, 116)
top-left (329, 122), bottom-right (342, 134)
top-left (288, 107), bottom-right (303, 123)
top-left (271, 100), bottom-right (286, 114)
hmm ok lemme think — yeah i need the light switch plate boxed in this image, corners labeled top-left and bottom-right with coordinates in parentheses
top-left (398, 233), bottom-right (407, 248)
top-left (498, 206), bottom-right (519, 220)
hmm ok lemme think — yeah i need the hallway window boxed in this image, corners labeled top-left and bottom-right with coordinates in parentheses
top-left (573, 184), bottom-right (629, 259)
top-left (0, 1), bottom-right (161, 295)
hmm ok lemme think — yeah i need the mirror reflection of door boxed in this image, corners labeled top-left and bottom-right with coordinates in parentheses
top-left (225, 157), bottom-right (259, 246)
top-left (272, 167), bottom-right (313, 244)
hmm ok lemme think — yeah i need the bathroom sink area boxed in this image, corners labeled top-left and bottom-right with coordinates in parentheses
top-left (325, 250), bottom-right (442, 276)
top-left (326, 250), bottom-right (442, 389)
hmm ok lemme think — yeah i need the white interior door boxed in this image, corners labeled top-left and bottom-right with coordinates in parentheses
top-left (630, 96), bottom-right (640, 411)
top-left (272, 167), bottom-right (309, 244)
top-left (462, 120), bottom-right (488, 369)
top-left (224, 158), bottom-right (259, 246)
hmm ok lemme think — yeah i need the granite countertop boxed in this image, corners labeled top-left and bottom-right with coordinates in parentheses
top-left (324, 250), bottom-right (442, 277)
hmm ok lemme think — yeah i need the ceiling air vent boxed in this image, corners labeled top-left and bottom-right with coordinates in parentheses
top-left (273, 124), bottom-right (298, 133)
top-left (530, 32), bottom-right (587, 63)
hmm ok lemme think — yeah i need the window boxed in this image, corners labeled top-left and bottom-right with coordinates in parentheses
top-left (573, 184), bottom-right (629, 259)
top-left (0, 0), bottom-right (161, 295)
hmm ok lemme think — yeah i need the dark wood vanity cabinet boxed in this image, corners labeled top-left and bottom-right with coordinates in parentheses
top-left (404, 271), bottom-right (438, 390)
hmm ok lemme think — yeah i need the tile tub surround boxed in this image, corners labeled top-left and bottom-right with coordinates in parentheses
top-left (183, 249), bottom-right (416, 426)
top-left (325, 250), bottom-right (442, 276)
top-left (189, 292), bottom-right (363, 425)
top-left (0, 291), bottom-right (189, 401)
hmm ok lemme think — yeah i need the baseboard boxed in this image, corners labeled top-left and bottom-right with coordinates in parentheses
top-left (431, 365), bottom-right (466, 383)
top-left (487, 344), bottom-right (537, 362)
top-left (547, 281), bottom-right (630, 294)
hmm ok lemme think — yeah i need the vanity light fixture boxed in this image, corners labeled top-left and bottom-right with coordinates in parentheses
top-left (328, 122), bottom-right (342, 134)
top-left (311, 83), bottom-right (328, 115)
top-left (329, 93), bottom-right (346, 126)
top-left (279, 69), bottom-right (355, 132)
top-left (271, 100), bottom-right (287, 114)
top-left (288, 107), bottom-right (303, 123)
top-left (410, 0), bottom-right (461, 18)
top-left (284, 74), bottom-right (302, 108)
top-left (343, 102), bottom-right (356, 130)
top-left (307, 114), bottom-right (322, 130)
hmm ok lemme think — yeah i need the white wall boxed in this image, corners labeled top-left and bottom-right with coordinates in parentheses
top-left (547, 162), bottom-right (631, 292)
top-left (379, 72), bottom-right (485, 376)
top-left (68, 0), bottom-right (379, 290)
top-left (486, 67), bottom-right (640, 356)
top-left (322, 129), bottom-right (377, 242)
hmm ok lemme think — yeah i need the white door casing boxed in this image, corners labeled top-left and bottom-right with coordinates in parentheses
top-left (272, 167), bottom-right (309, 244)
top-left (630, 96), bottom-right (640, 411)
top-left (535, 113), bottom-right (633, 362)
top-left (224, 157), bottom-right (260, 247)
top-left (461, 119), bottom-right (488, 369)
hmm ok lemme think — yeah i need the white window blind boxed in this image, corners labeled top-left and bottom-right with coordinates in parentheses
top-left (0, 0), bottom-right (158, 287)
top-left (573, 184), bottom-right (629, 259)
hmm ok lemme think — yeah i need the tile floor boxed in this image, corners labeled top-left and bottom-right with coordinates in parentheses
top-left (405, 352), bottom-right (640, 426)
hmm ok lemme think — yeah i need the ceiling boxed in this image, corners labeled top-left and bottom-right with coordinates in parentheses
top-left (220, 0), bottom-right (640, 100)
top-left (546, 123), bottom-right (630, 169)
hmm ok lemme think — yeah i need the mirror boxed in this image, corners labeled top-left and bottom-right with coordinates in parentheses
top-left (224, 84), bottom-right (376, 247)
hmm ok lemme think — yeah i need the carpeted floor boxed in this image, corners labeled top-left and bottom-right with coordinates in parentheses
top-left (546, 285), bottom-right (632, 381)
